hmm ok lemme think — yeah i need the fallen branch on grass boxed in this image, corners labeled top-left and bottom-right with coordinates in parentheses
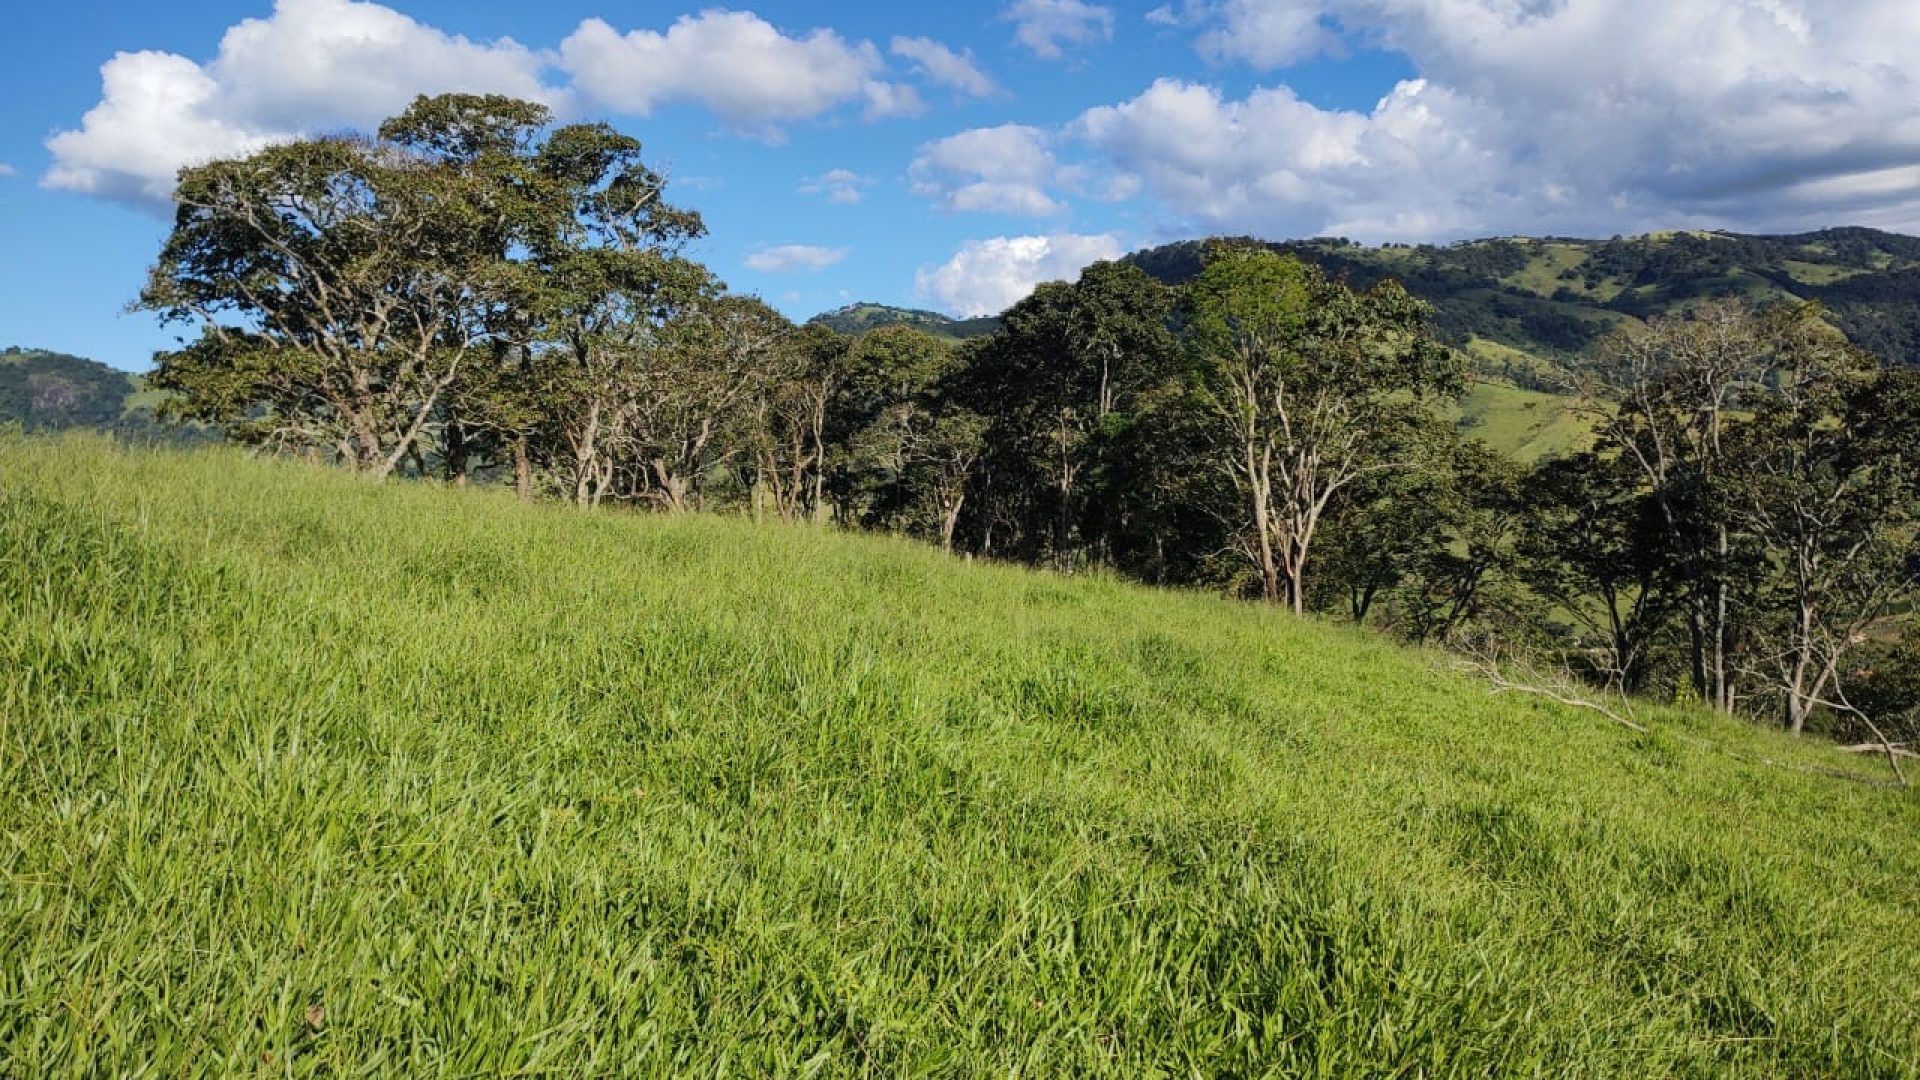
top-left (1839, 744), bottom-right (1920, 760)
top-left (1481, 670), bottom-right (1651, 734)
top-left (1753, 757), bottom-right (1907, 788)
top-left (1452, 648), bottom-right (1909, 790)
top-left (1454, 647), bottom-right (1649, 734)
top-left (1801, 685), bottom-right (1910, 788)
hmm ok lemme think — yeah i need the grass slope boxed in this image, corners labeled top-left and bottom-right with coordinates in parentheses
top-left (3, 436), bottom-right (1917, 1076)
top-left (1452, 380), bottom-right (1595, 462)
top-left (1129, 228), bottom-right (1920, 372)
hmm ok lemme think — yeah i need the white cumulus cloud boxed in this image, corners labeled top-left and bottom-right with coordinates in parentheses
top-left (47, 2), bottom-right (942, 210)
top-left (1074, 76), bottom-right (1498, 240)
top-left (1193, 0), bottom-right (1330, 68)
top-left (1092, 0), bottom-right (1920, 238)
top-left (1003, 0), bottom-right (1115, 59)
top-left (745, 244), bottom-right (850, 272)
top-left (44, 0), bottom-right (554, 210)
top-left (911, 124), bottom-right (1065, 216)
top-left (891, 37), bottom-right (998, 99)
top-left (798, 169), bottom-right (874, 204)
top-left (559, 11), bottom-right (918, 134)
top-left (916, 233), bottom-right (1121, 317)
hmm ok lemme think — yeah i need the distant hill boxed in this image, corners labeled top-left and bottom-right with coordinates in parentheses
top-left (1127, 228), bottom-right (1920, 385)
top-left (807, 303), bottom-right (1000, 342)
top-left (806, 230), bottom-right (1920, 464)
top-left (0, 346), bottom-right (206, 444)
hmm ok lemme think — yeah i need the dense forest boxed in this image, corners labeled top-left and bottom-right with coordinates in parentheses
top-left (131, 93), bottom-right (1920, 752)
top-left (831, 228), bottom-right (1920, 385)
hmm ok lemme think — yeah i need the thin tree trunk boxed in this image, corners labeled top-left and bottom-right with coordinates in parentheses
top-left (940, 491), bottom-right (964, 553)
top-left (444, 421), bottom-right (469, 486)
top-left (1714, 523), bottom-right (1732, 712)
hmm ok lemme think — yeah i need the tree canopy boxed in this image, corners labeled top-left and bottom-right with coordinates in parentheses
top-left (134, 95), bottom-right (1920, 746)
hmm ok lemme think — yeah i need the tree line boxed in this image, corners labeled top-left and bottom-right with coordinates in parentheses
top-left (142, 95), bottom-right (1920, 744)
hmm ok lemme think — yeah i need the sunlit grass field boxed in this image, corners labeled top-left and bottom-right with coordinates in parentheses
top-left (3, 435), bottom-right (1917, 1076)
top-left (1450, 378), bottom-right (1595, 462)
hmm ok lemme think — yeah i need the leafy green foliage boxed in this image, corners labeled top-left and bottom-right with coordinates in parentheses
top-left (140, 94), bottom-right (709, 480)
top-left (1186, 246), bottom-right (1463, 610)
top-left (3, 434), bottom-right (1915, 1074)
top-left (1127, 227), bottom-right (1920, 373)
top-left (954, 262), bottom-right (1186, 573)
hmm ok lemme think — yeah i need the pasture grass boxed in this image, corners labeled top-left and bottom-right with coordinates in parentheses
top-left (1450, 376), bottom-right (1596, 462)
top-left (2, 435), bottom-right (1917, 1076)
top-left (1498, 241), bottom-right (1591, 298)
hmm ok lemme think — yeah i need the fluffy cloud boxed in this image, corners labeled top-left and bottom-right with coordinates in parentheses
top-left (799, 169), bottom-right (874, 204)
top-left (910, 124), bottom-right (1064, 216)
top-left (560, 12), bottom-right (920, 132)
top-left (1074, 76), bottom-right (1500, 240)
top-left (891, 37), bottom-right (998, 99)
top-left (0, 163), bottom-right (17, 178)
top-left (44, 0), bottom-right (553, 209)
top-left (1193, 0), bottom-right (1330, 68)
top-left (1090, 0), bottom-right (1920, 238)
top-left (916, 233), bottom-right (1121, 317)
top-left (745, 244), bottom-right (850, 272)
top-left (47, 2), bottom-right (940, 210)
top-left (1002, 0), bottom-right (1115, 59)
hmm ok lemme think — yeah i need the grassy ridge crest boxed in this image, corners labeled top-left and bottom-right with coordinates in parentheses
top-left (2, 435), bottom-right (1916, 1075)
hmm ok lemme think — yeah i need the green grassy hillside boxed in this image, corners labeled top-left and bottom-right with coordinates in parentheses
top-left (3, 436), bottom-right (1916, 1075)
top-left (1452, 380), bottom-right (1595, 461)
top-left (1130, 227), bottom-right (1920, 373)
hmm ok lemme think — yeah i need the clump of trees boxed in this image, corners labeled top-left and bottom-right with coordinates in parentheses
top-left (142, 95), bottom-right (1920, 746)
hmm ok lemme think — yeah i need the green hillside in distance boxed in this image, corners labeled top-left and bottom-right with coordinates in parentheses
top-left (1127, 227), bottom-right (1920, 378)
top-left (806, 302), bottom-right (1000, 342)
top-left (4, 434), bottom-right (1915, 1075)
top-left (0, 346), bottom-right (206, 444)
top-left (2, 346), bottom-right (139, 431)
top-left (812, 228), bottom-right (1920, 464)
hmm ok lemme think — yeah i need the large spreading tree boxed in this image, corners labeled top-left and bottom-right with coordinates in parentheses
top-left (141, 94), bottom-right (707, 481)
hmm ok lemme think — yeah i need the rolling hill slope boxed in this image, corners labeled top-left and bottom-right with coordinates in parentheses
top-left (807, 303), bottom-right (1000, 343)
top-left (2, 435), bottom-right (1915, 1075)
top-left (0, 346), bottom-right (206, 444)
top-left (1127, 227), bottom-right (1920, 374)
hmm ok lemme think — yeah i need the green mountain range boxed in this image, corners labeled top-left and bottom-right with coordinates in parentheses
top-left (0, 346), bottom-right (197, 442)
top-left (18, 227), bottom-right (1920, 458)
top-left (807, 302), bottom-right (1002, 343)
top-left (816, 227), bottom-right (1920, 387)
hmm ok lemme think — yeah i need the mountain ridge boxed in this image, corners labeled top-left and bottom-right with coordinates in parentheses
top-left (1, 346), bottom-right (207, 444)
top-left (814, 227), bottom-right (1920, 382)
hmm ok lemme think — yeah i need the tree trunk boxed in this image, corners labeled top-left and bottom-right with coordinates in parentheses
top-left (444, 421), bottom-right (469, 486)
top-left (513, 437), bottom-right (533, 501)
top-left (1712, 523), bottom-right (1732, 712)
top-left (940, 491), bottom-right (965, 553)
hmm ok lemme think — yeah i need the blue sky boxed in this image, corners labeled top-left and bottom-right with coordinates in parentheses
top-left (4, 0), bottom-right (1918, 371)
